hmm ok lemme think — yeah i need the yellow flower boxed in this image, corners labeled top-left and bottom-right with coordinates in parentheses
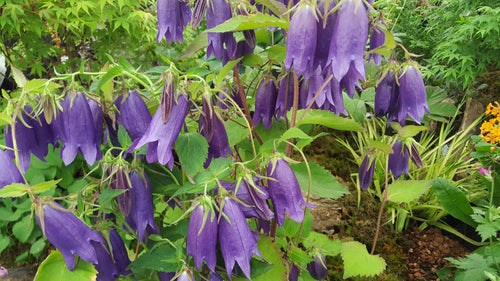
top-left (480, 102), bottom-right (500, 145)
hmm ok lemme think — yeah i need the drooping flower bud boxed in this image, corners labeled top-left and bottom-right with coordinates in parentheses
top-left (275, 74), bottom-right (295, 120)
top-left (410, 142), bottom-right (423, 168)
top-left (289, 264), bottom-right (299, 281)
top-left (186, 204), bottom-right (218, 271)
top-left (388, 140), bottom-right (410, 179)
top-left (115, 91), bottom-right (152, 141)
top-left (253, 79), bottom-right (277, 130)
top-left (359, 156), bottom-right (376, 190)
top-left (128, 95), bottom-right (188, 168)
top-left (161, 73), bottom-right (176, 124)
top-left (36, 202), bottom-right (106, 271)
top-left (285, 4), bottom-right (317, 77)
top-left (397, 66), bottom-right (429, 124)
top-left (200, 113), bottom-right (232, 168)
top-left (374, 70), bottom-right (398, 118)
top-left (157, 0), bottom-right (192, 43)
top-left (191, 0), bottom-right (207, 29)
top-left (125, 171), bottom-right (160, 243)
top-left (267, 158), bottom-right (315, 226)
top-left (328, 0), bottom-right (368, 90)
top-left (106, 166), bottom-right (132, 217)
top-left (218, 197), bottom-right (262, 280)
top-left (307, 253), bottom-right (327, 280)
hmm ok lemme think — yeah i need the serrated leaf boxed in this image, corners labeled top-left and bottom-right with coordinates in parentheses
top-left (302, 232), bottom-right (341, 256)
top-left (0, 183), bottom-right (28, 198)
top-left (98, 188), bottom-right (128, 206)
top-left (341, 241), bottom-right (386, 278)
top-left (23, 79), bottom-right (48, 93)
top-left (31, 179), bottom-right (62, 194)
top-left (13, 214), bottom-right (34, 243)
top-left (293, 109), bottom-right (363, 132)
top-left (291, 162), bottom-right (349, 199)
top-left (475, 222), bottom-right (500, 242)
top-left (11, 65), bottom-right (26, 88)
top-left (387, 180), bottom-right (430, 203)
top-left (207, 14), bottom-right (288, 33)
top-left (34, 250), bottom-right (97, 281)
top-left (431, 178), bottom-right (475, 227)
top-left (96, 65), bottom-right (124, 93)
top-left (174, 133), bottom-right (208, 176)
top-left (288, 245), bottom-right (313, 265)
top-left (279, 127), bottom-right (312, 142)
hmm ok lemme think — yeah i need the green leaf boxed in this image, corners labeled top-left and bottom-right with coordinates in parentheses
top-left (277, 211), bottom-right (313, 240)
top-left (0, 236), bottom-right (11, 254)
top-left (98, 188), bottom-right (128, 206)
top-left (11, 66), bottom-right (26, 88)
top-left (343, 93), bottom-right (366, 123)
top-left (207, 14), bottom-right (288, 33)
top-left (242, 53), bottom-right (263, 67)
top-left (128, 243), bottom-right (182, 272)
top-left (30, 238), bottom-right (46, 258)
top-left (294, 109), bottom-right (363, 131)
top-left (215, 58), bottom-right (242, 87)
top-left (265, 45), bottom-right (286, 62)
top-left (279, 127), bottom-right (312, 142)
top-left (31, 179), bottom-right (62, 194)
top-left (390, 123), bottom-right (427, 138)
top-left (341, 241), bottom-right (386, 278)
top-left (431, 178), bottom-right (475, 227)
top-left (23, 79), bottom-right (48, 93)
top-left (96, 65), bottom-right (124, 93)
top-left (302, 232), bottom-right (341, 256)
top-left (174, 133), bottom-right (209, 176)
top-left (291, 162), bottom-right (349, 199)
top-left (255, 0), bottom-right (288, 18)
top-left (34, 250), bottom-right (97, 281)
top-left (368, 140), bottom-right (394, 154)
top-left (387, 180), bottom-right (431, 203)
top-left (0, 183), bottom-right (28, 198)
top-left (13, 214), bottom-right (34, 243)
top-left (180, 32), bottom-right (208, 58)
top-left (288, 245), bottom-right (313, 265)
top-left (0, 112), bottom-right (12, 126)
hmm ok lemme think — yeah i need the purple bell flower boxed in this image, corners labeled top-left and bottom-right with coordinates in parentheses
top-left (116, 91), bottom-right (152, 141)
top-left (107, 167), bottom-right (132, 218)
top-left (253, 79), bottom-right (277, 130)
top-left (397, 66), bottom-right (429, 124)
top-left (312, 3), bottom-right (336, 71)
top-left (328, 0), bottom-right (368, 84)
top-left (58, 93), bottom-right (102, 166)
top-left (368, 22), bottom-right (387, 65)
top-left (285, 4), bottom-right (317, 77)
top-left (209, 272), bottom-right (224, 281)
top-left (177, 271), bottom-right (196, 281)
top-left (0, 149), bottom-right (24, 189)
top-left (128, 95), bottom-right (188, 168)
top-left (374, 70), bottom-right (398, 118)
top-left (218, 197), bottom-right (262, 280)
top-left (125, 171), bottom-right (160, 243)
top-left (226, 180), bottom-right (274, 221)
top-left (288, 264), bottom-right (299, 281)
top-left (267, 158), bottom-right (315, 227)
top-left (410, 142), bottom-right (423, 168)
top-left (307, 253), bottom-right (327, 280)
top-left (186, 205), bottom-right (218, 271)
top-left (36, 202), bottom-right (106, 270)
top-left (91, 241), bottom-right (118, 281)
top-left (275, 74), bottom-right (295, 120)
top-left (200, 114), bottom-right (232, 167)
top-left (109, 229), bottom-right (132, 276)
top-left (359, 156), bottom-right (376, 191)
top-left (388, 141), bottom-right (410, 179)
top-left (206, 0), bottom-right (236, 64)
top-left (157, 0), bottom-right (192, 43)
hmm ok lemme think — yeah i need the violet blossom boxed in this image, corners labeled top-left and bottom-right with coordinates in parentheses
top-left (115, 91), bottom-right (152, 141)
top-left (218, 197), bottom-right (262, 279)
top-left (0, 149), bottom-right (23, 189)
top-left (388, 141), bottom-right (410, 179)
top-left (374, 70), bottom-right (398, 119)
top-left (285, 4), bottom-right (317, 77)
top-left (397, 66), bottom-right (429, 124)
top-left (157, 0), bottom-right (192, 43)
top-left (0, 266), bottom-right (7, 278)
top-left (109, 229), bottom-right (132, 276)
top-left (359, 156), bottom-right (376, 190)
top-left (275, 74), bottom-right (295, 120)
top-left (478, 166), bottom-right (492, 176)
top-left (206, 0), bottom-right (236, 64)
top-left (368, 22), bottom-right (387, 65)
top-left (328, 0), bottom-right (368, 93)
top-left (307, 253), bottom-right (327, 280)
top-left (186, 204), bottom-right (218, 271)
top-left (128, 94), bottom-right (188, 168)
top-left (267, 158), bottom-right (314, 227)
top-left (36, 202), bottom-right (106, 270)
top-left (253, 79), bottom-right (277, 130)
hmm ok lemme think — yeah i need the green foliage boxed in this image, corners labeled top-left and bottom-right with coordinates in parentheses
top-left (387, 180), bottom-right (431, 203)
top-left (340, 241), bottom-right (386, 279)
top-left (35, 250), bottom-right (97, 281)
top-left (389, 0), bottom-right (500, 90)
top-left (431, 178), bottom-right (475, 227)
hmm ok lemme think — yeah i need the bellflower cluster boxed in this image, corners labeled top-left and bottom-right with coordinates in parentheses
top-left (157, 0), bottom-right (192, 43)
top-left (267, 158), bottom-right (315, 226)
top-left (253, 79), bottom-right (277, 130)
top-left (225, 179), bottom-right (274, 221)
top-left (128, 94), bottom-right (188, 168)
top-left (375, 66), bottom-right (429, 125)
